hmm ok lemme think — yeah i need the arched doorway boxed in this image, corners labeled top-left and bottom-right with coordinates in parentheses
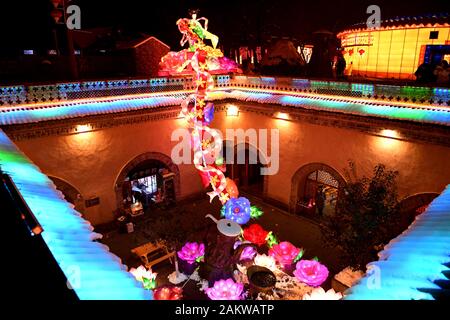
top-left (222, 141), bottom-right (267, 197)
top-left (290, 163), bottom-right (346, 219)
top-left (114, 152), bottom-right (180, 214)
top-left (48, 176), bottom-right (85, 214)
top-left (398, 192), bottom-right (439, 231)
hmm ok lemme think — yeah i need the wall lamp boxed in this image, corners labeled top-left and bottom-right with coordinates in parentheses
top-left (75, 124), bottom-right (92, 133)
top-left (379, 129), bottom-right (400, 139)
top-left (274, 112), bottom-right (290, 120)
top-left (226, 105), bottom-right (239, 117)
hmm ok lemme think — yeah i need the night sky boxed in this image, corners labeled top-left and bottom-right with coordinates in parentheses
top-left (2, 0), bottom-right (449, 51)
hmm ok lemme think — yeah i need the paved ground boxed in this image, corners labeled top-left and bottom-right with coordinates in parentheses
top-left (98, 193), bottom-right (344, 298)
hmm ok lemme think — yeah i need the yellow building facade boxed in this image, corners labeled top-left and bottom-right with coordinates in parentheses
top-left (337, 23), bottom-right (450, 80)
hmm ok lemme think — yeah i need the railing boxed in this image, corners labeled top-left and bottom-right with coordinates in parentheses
top-left (229, 76), bottom-right (450, 106)
top-left (0, 74), bottom-right (449, 107)
top-left (0, 76), bottom-right (193, 106)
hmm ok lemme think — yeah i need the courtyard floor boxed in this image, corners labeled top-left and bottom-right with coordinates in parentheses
top-left (98, 192), bottom-right (344, 299)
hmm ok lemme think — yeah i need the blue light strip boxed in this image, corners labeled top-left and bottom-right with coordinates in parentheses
top-left (0, 130), bottom-right (152, 300)
top-left (345, 185), bottom-right (450, 300)
top-left (0, 93), bottom-right (187, 125)
top-left (213, 90), bottom-right (450, 125)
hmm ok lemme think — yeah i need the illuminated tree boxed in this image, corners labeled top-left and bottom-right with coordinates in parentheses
top-left (322, 161), bottom-right (401, 270)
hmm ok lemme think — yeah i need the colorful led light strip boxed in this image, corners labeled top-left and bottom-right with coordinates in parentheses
top-left (208, 89), bottom-right (450, 125)
top-left (0, 129), bottom-right (152, 300)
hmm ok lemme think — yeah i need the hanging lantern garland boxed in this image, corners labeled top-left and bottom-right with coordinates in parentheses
top-left (174, 13), bottom-right (262, 217)
top-left (175, 14), bottom-right (231, 204)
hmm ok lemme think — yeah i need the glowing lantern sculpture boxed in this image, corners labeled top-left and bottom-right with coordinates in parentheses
top-left (239, 246), bottom-right (257, 261)
top-left (302, 287), bottom-right (342, 300)
top-left (177, 242), bottom-right (205, 264)
top-left (294, 259), bottom-right (329, 287)
top-left (243, 224), bottom-right (269, 246)
top-left (167, 12), bottom-right (264, 226)
top-left (266, 232), bottom-right (278, 248)
top-left (164, 12), bottom-right (274, 296)
top-left (254, 254), bottom-right (277, 271)
top-left (225, 178), bottom-right (239, 199)
top-left (154, 286), bottom-right (183, 300)
top-left (250, 206), bottom-right (264, 219)
top-left (223, 197), bottom-right (251, 225)
top-left (166, 12), bottom-right (237, 205)
top-left (129, 265), bottom-right (157, 290)
top-left (205, 279), bottom-right (244, 300)
top-left (269, 241), bottom-right (302, 266)
top-left (337, 21), bottom-right (450, 79)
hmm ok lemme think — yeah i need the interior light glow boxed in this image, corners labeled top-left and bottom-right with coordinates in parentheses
top-left (337, 25), bottom-right (450, 80)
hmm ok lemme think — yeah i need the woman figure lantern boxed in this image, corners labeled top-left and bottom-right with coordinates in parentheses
top-left (177, 10), bottom-right (219, 50)
top-left (159, 12), bottom-right (240, 76)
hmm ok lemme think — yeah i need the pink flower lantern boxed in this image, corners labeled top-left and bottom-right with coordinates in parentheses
top-left (205, 279), bottom-right (244, 300)
top-left (268, 241), bottom-right (301, 266)
top-left (294, 259), bottom-right (329, 287)
top-left (177, 242), bottom-right (205, 264)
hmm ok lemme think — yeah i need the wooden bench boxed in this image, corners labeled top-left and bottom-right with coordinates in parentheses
top-left (131, 241), bottom-right (175, 269)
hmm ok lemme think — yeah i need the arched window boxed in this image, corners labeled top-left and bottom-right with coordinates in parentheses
top-left (114, 152), bottom-right (180, 214)
top-left (304, 170), bottom-right (340, 217)
top-left (290, 163), bottom-right (346, 219)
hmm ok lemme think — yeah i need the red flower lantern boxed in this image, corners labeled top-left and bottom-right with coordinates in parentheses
top-left (358, 49), bottom-right (365, 56)
top-left (243, 224), bottom-right (269, 246)
top-left (348, 49), bottom-right (354, 56)
top-left (153, 286), bottom-right (183, 300)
